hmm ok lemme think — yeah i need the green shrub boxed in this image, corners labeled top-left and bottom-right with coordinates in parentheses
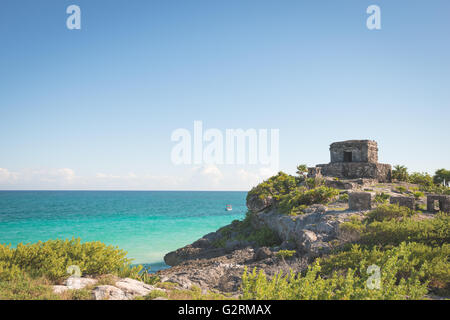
top-left (241, 254), bottom-right (428, 300)
top-left (374, 192), bottom-right (390, 204)
top-left (419, 184), bottom-right (450, 195)
top-left (408, 172), bottom-right (433, 187)
top-left (247, 172), bottom-right (298, 202)
top-left (0, 273), bottom-right (58, 300)
top-left (320, 242), bottom-right (448, 296)
top-left (413, 191), bottom-right (425, 200)
top-left (362, 212), bottom-right (450, 247)
top-left (392, 165), bottom-right (409, 182)
top-left (305, 177), bottom-right (325, 189)
top-left (0, 238), bottom-right (141, 282)
top-left (433, 169), bottom-right (450, 187)
top-left (338, 217), bottom-right (365, 242)
top-left (296, 164), bottom-right (308, 183)
top-left (142, 290), bottom-right (169, 300)
top-left (237, 226), bottom-right (280, 247)
top-left (278, 187), bottom-right (339, 215)
top-left (338, 193), bottom-right (349, 202)
top-left (212, 212), bottom-right (281, 248)
top-left (275, 250), bottom-right (296, 260)
top-left (366, 203), bottom-right (414, 222)
top-left (138, 266), bottom-right (160, 285)
top-left (395, 186), bottom-right (408, 194)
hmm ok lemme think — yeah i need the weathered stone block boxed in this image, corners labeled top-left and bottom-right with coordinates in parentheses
top-left (427, 195), bottom-right (450, 213)
top-left (349, 192), bottom-right (372, 211)
top-left (330, 140), bottom-right (378, 163)
top-left (390, 196), bottom-right (415, 210)
top-left (308, 140), bottom-right (392, 182)
top-left (319, 162), bottom-right (391, 182)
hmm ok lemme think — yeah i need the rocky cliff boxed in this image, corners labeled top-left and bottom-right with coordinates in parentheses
top-left (158, 194), bottom-right (365, 294)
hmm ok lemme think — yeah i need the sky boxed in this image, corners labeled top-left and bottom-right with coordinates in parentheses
top-left (0, 0), bottom-right (449, 190)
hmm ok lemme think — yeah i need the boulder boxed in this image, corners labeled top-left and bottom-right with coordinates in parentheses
top-left (254, 247), bottom-right (272, 260)
top-left (349, 192), bottom-right (372, 211)
top-left (64, 276), bottom-right (97, 290)
top-left (299, 230), bottom-right (318, 250)
top-left (246, 195), bottom-right (273, 213)
top-left (390, 196), bottom-right (415, 210)
top-left (315, 221), bottom-right (335, 234)
top-left (280, 240), bottom-right (296, 250)
top-left (164, 251), bottom-right (182, 266)
top-left (92, 285), bottom-right (127, 300)
top-left (114, 278), bottom-right (162, 298)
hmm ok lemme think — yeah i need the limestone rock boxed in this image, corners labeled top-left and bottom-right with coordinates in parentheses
top-left (254, 247), bottom-right (272, 260)
top-left (92, 285), bottom-right (127, 300)
top-left (298, 230), bottom-right (318, 251)
top-left (64, 276), bottom-right (97, 290)
top-left (164, 251), bottom-right (182, 267)
top-left (280, 240), bottom-right (296, 250)
top-left (349, 192), bottom-right (372, 211)
top-left (246, 195), bottom-right (273, 213)
top-left (114, 278), bottom-right (162, 298)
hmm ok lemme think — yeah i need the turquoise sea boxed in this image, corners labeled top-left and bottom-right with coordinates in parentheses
top-left (0, 191), bottom-right (247, 271)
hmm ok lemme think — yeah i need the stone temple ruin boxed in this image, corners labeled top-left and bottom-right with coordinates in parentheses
top-left (303, 139), bottom-right (450, 213)
top-left (308, 140), bottom-right (392, 182)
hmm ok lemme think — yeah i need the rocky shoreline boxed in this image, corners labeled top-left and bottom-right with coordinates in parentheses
top-left (156, 179), bottom-right (436, 296)
top-left (49, 179), bottom-right (443, 299)
top-left (156, 198), bottom-right (364, 295)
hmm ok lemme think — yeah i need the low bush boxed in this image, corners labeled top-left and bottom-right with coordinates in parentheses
top-left (408, 172), bottom-right (434, 187)
top-left (0, 238), bottom-right (141, 282)
top-left (246, 172), bottom-right (298, 202)
top-left (373, 192), bottom-right (390, 204)
top-left (213, 212), bottom-right (281, 248)
top-left (338, 193), bottom-right (349, 202)
top-left (275, 250), bottom-right (296, 260)
top-left (241, 252), bottom-right (428, 300)
top-left (365, 203), bottom-right (414, 222)
top-left (362, 212), bottom-right (450, 247)
top-left (320, 242), bottom-right (449, 296)
top-left (277, 187), bottom-right (339, 215)
top-left (392, 165), bottom-right (409, 182)
top-left (237, 226), bottom-right (280, 247)
top-left (0, 273), bottom-right (58, 300)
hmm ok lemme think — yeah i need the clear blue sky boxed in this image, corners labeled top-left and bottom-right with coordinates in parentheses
top-left (1, 0), bottom-right (449, 190)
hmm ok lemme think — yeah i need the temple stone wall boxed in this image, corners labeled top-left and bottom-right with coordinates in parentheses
top-left (390, 196), bottom-right (415, 210)
top-left (427, 195), bottom-right (450, 213)
top-left (349, 192), bottom-right (372, 210)
top-left (330, 140), bottom-right (378, 164)
top-left (317, 162), bottom-right (391, 182)
top-left (308, 140), bottom-right (391, 182)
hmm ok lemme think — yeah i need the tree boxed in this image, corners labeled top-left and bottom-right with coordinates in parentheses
top-left (408, 172), bottom-right (433, 187)
top-left (296, 164), bottom-right (308, 183)
top-left (296, 164), bottom-right (308, 176)
top-left (392, 165), bottom-right (409, 182)
top-left (433, 169), bottom-right (450, 187)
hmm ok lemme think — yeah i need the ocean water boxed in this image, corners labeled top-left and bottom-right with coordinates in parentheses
top-left (0, 191), bottom-right (247, 271)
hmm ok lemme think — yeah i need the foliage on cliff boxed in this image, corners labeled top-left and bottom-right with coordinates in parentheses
top-left (246, 172), bottom-right (298, 202)
top-left (213, 212), bottom-right (281, 248)
top-left (0, 238), bottom-right (141, 282)
top-left (242, 245), bottom-right (429, 300)
top-left (247, 170), bottom-right (339, 215)
top-left (241, 204), bottom-right (450, 299)
top-left (278, 186), bottom-right (340, 215)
